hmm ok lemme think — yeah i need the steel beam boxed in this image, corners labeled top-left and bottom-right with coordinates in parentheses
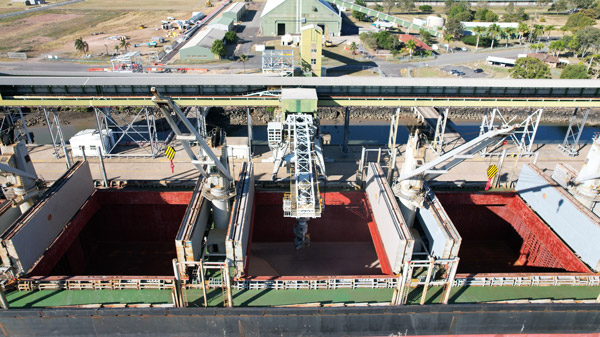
top-left (1, 97), bottom-right (600, 108)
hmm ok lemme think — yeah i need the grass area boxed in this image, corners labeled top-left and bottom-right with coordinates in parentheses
top-left (0, 0), bottom-right (212, 57)
top-left (67, 0), bottom-right (208, 10)
top-left (409, 67), bottom-right (451, 78)
top-left (478, 63), bottom-right (511, 78)
top-left (6, 285), bottom-right (600, 308)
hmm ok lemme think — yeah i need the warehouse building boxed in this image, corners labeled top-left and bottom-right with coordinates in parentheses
top-left (179, 28), bottom-right (225, 61)
top-left (209, 16), bottom-right (235, 32)
top-left (260, 0), bottom-right (341, 36)
top-left (223, 2), bottom-right (246, 22)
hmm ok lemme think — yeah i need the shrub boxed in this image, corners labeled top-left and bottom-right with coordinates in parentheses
top-left (419, 5), bottom-right (433, 13)
top-left (461, 35), bottom-right (492, 47)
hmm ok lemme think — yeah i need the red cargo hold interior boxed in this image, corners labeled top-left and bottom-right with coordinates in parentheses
top-left (246, 191), bottom-right (390, 277)
top-left (29, 190), bottom-right (192, 277)
top-left (435, 192), bottom-right (590, 274)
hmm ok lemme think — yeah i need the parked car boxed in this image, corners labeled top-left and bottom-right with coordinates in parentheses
top-left (474, 68), bottom-right (484, 73)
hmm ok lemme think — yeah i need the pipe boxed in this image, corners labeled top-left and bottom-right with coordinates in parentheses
top-left (0, 285), bottom-right (8, 310)
top-left (98, 147), bottom-right (109, 188)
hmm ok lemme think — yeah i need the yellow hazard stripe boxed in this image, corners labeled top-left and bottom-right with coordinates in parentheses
top-left (165, 147), bottom-right (176, 160)
top-left (487, 165), bottom-right (498, 178)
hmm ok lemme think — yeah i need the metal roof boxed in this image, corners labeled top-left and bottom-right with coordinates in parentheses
top-left (180, 28), bottom-right (225, 50)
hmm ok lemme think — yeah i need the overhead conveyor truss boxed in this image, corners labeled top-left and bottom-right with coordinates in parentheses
top-left (284, 114), bottom-right (322, 219)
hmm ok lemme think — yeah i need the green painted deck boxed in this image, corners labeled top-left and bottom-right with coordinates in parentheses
top-left (6, 286), bottom-right (600, 308)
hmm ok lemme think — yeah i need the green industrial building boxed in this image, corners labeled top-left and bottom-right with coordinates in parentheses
top-left (179, 28), bottom-right (226, 61)
top-left (260, 0), bottom-right (342, 36)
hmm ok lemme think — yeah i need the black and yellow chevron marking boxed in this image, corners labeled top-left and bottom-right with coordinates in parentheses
top-left (165, 146), bottom-right (176, 160)
top-left (487, 164), bottom-right (498, 179)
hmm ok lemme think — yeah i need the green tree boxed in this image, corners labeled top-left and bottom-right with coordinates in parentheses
top-left (349, 41), bottom-right (358, 58)
top-left (238, 54), bottom-right (248, 73)
top-left (549, 39), bottom-right (566, 55)
top-left (560, 64), bottom-right (591, 78)
top-left (353, 0), bottom-right (367, 20)
top-left (530, 42), bottom-right (545, 52)
top-left (504, 7), bottom-right (529, 22)
top-left (531, 24), bottom-right (544, 42)
top-left (419, 29), bottom-right (433, 45)
top-left (419, 5), bottom-right (433, 13)
top-left (486, 23), bottom-right (502, 48)
top-left (584, 53), bottom-right (600, 77)
top-left (517, 22), bottom-right (529, 44)
top-left (548, 0), bottom-right (568, 13)
top-left (74, 37), bottom-right (89, 56)
top-left (405, 39), bottom-right (417, 57)
top-left (575, 26), bottom-right (600, 57)
top-left (384, 0), bottom-right (395, 14)
top-left (564, 12), bottom-right (597, 32)
top-left (484, 10), bottom-right (499, 22)
top-left (443, 34), bottom-right (454, 50)
top-left (374, 4), bottom-right (384, 12)
top-left (211, 39), bottom-right (227, 59)
top-left (224, 31), bottom-right (238, 44)
top-left (447, 3), bottom-right (473, 21)
top-left (114, 45), bottom-right (120, 54)
top-left (444, 0), bottom-right (456, 12)
top-left (504, 27), bottom-right (517, 47)
top-left (544, 24), bottom-right (556, 41)
top-left (119, 39), bottom-right (130, 53)
top-left (398, 0), bottom-right (415, 13)
top-left (444, 18), bottom-right (464, 40)
top-left (473, 25), bottom-right (486, 50)
top-left (509, 57), bottom-right (551, 78)
top-left (565, 35), bottom-right (582, 56)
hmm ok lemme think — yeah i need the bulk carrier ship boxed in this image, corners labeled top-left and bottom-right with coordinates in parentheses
top-left (0, 76), bottom-right (597, 336)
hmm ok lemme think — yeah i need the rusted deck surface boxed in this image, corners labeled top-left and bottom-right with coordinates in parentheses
top-left (30, 190), bottom-right (191, 277)
top-left (247, 191), bottom-right (386, 277)
top-left (436, 192), bottom-right (590, 274)
top-left (247, 242), bottom-right (381, 277)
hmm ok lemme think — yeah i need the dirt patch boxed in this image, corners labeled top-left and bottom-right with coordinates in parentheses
top-left (18, 13), bottom-right (83, 25)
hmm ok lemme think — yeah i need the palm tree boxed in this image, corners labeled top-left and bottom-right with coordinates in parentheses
top-left (532, 24), bottom-right (544, 42)
top-left (74, 37), bottom-right (89, 56)
top-left (486, 24), bottom-right (501, 49)
top-left (443, 34), bottom-right (454, 51)
top-left (517, 23), bottom-right (529, 45)
top-left (473, 26), bottom-right (486, 51)
top-left (238, 54), bottom-right (248, 73)
top-left (406, 39), bottom-right (417, 58)
top-left (530, 42), bottom-right (544, 53)
top-left (544, 24), bottom-right (556, 41)
top-left (503, 27), bottom-right (517, 47)
top-left (119, 39), bottom-right (131, 53)
top-left (349, 42), bottom-right (358, 59)
top-left (114, 45), bottom-right (120, 54)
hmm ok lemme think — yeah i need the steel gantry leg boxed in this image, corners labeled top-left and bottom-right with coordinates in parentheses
top-left (42, 108), bottom-right (67, 159)
top-left (93, 106), bottom-right (160, 158)
top-left (151, 88), bottom-right (232, 181)
top-left (432, 108), bottom-right (448, 154)
top-left (559, 108), bottom-right (590, 156)
top-left (342, 107), bottom-right (350, 153)
top-left (479, 108), bottom-right (542, 156)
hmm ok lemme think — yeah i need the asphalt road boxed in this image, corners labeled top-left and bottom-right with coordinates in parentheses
top-left (0, 46), bottom-right (528, 76)
top-left (376, 47), bottom-right (528, 77)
